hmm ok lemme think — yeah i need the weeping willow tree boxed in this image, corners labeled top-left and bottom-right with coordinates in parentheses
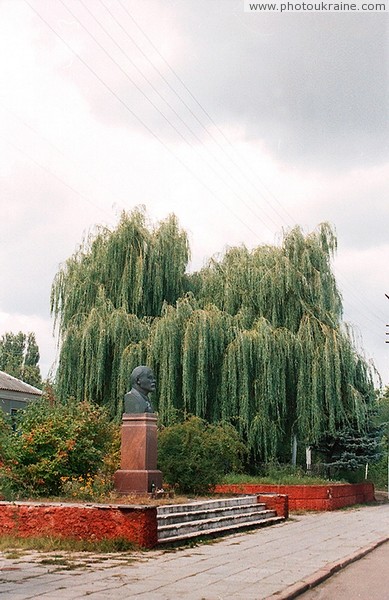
top-left (194, 222), bottom-right (375, 458)
top-left (52, 208), bottom-right (190, 418)
top-left (52, 209), bottom-right (377, 462)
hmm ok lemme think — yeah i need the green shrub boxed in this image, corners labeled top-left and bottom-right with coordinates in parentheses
top-left (157, 416), bottom-right (246, 494)
top-left (367, 453), bottom-right (389, 490)
top-left (0, 397), bottom-right (118, 499)
top-left (0, 412), bottom-right (15, 497)
top-left (0, 410), bottom-right (12, 452)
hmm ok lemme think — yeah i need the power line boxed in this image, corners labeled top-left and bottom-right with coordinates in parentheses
top-left (21, 0), bottom-right (388, 346)
top-left (113, 0), bottom-right (389, 341)
top-left (113, 1), bottom-right (389, 346)
top-left (0, 101), bottom-right (133, 215)
top-left (24, 0), bottom-right (263, 240)
top-left (59, 0), bottom-right (283, 234)
top-left (100, 0), bottom-right (291, 228)
top-left (1, 134), bottom-right (114, 220)
top-left (116, 0), bottom-right (295, 227)
top-left (6, 106), bottom-right (385, 341)
top-left (335, 271), bottom-right (387, 325)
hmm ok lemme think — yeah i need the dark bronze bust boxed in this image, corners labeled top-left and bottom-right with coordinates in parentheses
top-left (124, 365), bottom-right (156, 414)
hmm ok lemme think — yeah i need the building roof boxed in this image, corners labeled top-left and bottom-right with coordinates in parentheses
top-left (0, 371), bottom-right (42, 396)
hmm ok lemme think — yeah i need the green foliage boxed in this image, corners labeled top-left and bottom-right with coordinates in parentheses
top-left (221, 318), bottom-right (293, 461)
top-left (52, 208), bottom-right (189, 417)
top-left (0, 331), bottom-right (24, 377)
top-left (375, 386), bottom-right (389, 440)
top-left (365, 387), bottom-right (389, 489)
top-left (60, 473), bottom-right (115, 502)
top-left (0, 331), bottom-right (41, 388)
top-left (0, 396), bottom-right (118, 498)
top-left (51, 210), bottom-right (377, 463)
top-left (312, 386), bottom-right (385, 482)
top-left (368, 457), bottom-right (388, 490)
top-left (157, 417), bottom-right (246, 494)
top-left (0, 410), bottom-right (13, 460)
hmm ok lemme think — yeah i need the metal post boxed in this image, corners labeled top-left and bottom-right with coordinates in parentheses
top-left (306, 446), bottom-right (312, 472)
top-left (292, 434), bottom-right (297, 467)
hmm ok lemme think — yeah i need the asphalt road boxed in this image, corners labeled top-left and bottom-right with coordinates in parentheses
top-left (298, 540), bottom-right (389, 600)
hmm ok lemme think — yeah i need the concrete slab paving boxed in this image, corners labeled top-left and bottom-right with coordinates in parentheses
top-left (1, 504), bottom-right (389, 599)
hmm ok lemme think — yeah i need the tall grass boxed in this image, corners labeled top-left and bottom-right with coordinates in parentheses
top-left (222, 466), bottom-right (343, 486)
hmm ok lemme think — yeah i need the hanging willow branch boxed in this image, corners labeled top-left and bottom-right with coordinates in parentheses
top-left (221, 318), bottom-right (294, 460)
top-left (147, 295), bottom-right (196, 424)
top-left (52, 213), bottom-right (377, 458)
top-left (182, 304), bottom-right (234, 421)
top-left (52, 208), bottom-right (189, 416)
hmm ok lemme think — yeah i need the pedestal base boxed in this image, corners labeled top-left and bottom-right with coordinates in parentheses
top-left (114, 469), bottom-right (163, 494)
top-left (114, 412), bottom-right (163, 495)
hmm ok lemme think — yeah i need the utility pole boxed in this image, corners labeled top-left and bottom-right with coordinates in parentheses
top-left (385, 297), bottom-right (389, 502)
top-left (386, 294), bottom-right (389, 343)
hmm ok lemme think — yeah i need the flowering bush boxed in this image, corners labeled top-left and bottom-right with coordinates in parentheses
top-left (0, 397), bottom-right (119, 499)
top-left (60, 474), bottom-right (112, 501)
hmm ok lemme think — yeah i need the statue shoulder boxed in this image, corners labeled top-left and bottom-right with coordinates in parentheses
top-left (124, 389), bottom-right (152, 413)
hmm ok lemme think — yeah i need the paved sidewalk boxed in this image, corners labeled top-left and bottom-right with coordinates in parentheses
top-left (1, 504), bottom-right (389, 600)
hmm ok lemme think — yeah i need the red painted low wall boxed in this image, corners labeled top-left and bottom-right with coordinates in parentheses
top-left (257, 493), bottom-right (289, 519)
top-left (215, 482), bottom-right (375, 511)
top-left (0, 501), bottom-right (158, 549)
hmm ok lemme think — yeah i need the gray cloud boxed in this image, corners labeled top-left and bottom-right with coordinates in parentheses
top-left (1, 0), bottom-right (388, 383)
top-left (41, 1), bottom-right (388, 171)
top-left (0, 162), bottom-right (109, 317)
top-left (171, 5), bottom-right (389, 169)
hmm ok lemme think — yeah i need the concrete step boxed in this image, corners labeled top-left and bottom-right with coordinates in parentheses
top-left (157, 495), bottom-right (258, 515)
top-left (158, 508), bottom-right (278, 540)
top-left (157, 502), bottom-right (268, 526)
top-left (158, 515), bottom-right (284, 544)
top-left (157, 495), bottom-right (285, 544)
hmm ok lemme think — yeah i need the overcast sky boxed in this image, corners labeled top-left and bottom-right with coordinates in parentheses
top-left (0, 0), bottom-right (388, 386)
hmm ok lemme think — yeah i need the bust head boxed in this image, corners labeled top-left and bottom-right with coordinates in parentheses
top-left (130, 365), bottom-right (156, 397)
top-left (124, 366), bottom-right (156, 414)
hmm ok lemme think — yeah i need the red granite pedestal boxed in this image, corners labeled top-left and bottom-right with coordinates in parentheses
top-left (114, 413), bottom-right (163, 494)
